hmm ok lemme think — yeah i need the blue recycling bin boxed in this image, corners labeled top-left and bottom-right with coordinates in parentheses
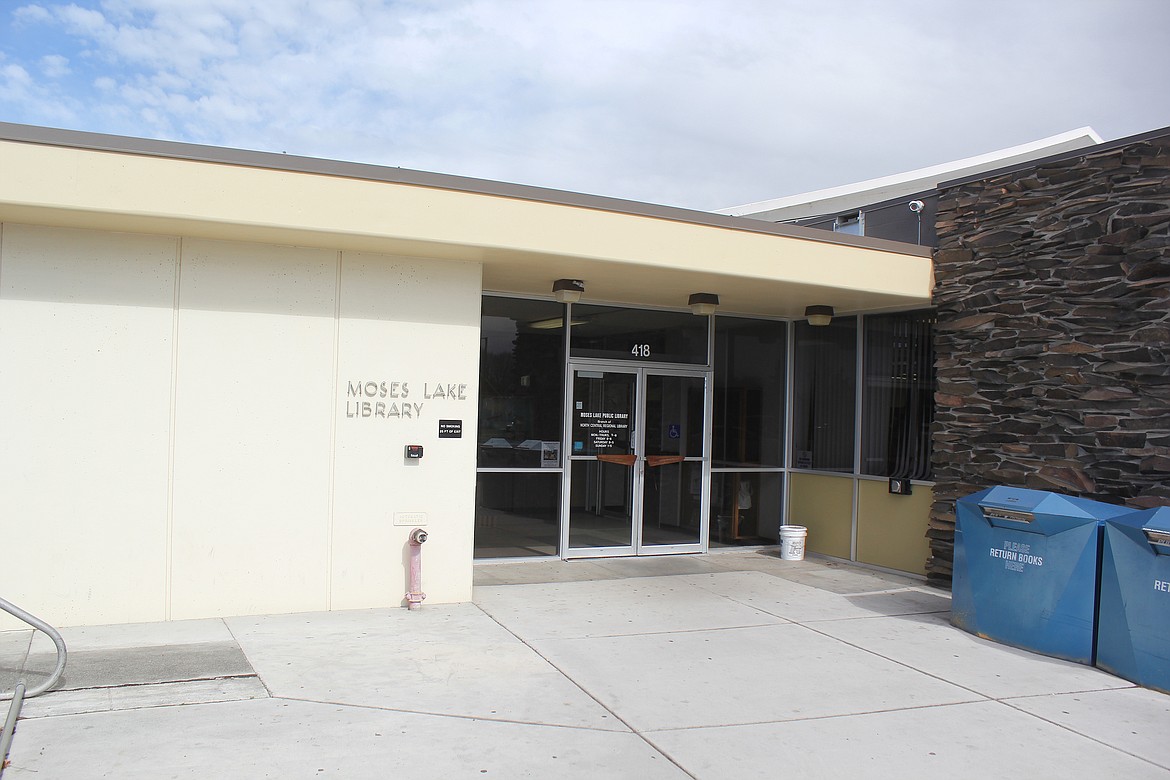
top-left (1097, 507), bottom-right (1170, 693)
top-left (951, 486), bottom-right (1129, 664)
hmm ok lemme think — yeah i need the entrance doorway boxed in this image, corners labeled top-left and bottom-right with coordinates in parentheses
top-left (563, 365), bottom-right (709, 556)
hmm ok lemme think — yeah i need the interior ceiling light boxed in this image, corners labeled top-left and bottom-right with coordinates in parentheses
top-left (527, 317), bottom-right (585, 330)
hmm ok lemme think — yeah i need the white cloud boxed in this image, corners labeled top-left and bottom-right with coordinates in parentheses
top-left (12, 4), bottom-right (53, 24)
top-left (1, 60), bottom-right (79, 124)
top-left (39, 53), bottom-right (70, 76)
top-left (1, 62), bottom-right (33, 87)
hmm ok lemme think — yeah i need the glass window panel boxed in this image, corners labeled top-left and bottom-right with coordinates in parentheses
top-left (568, 460), bottom-right (633, 549)
top-left (792, 317), bottom-right (857, 472)
top-left (569, 304), bottom-right (708, 364)
top-left (642, 461), bottom-right (704, 546)
top-left (478, 296), bottom-right (565, 468)
top-left (713, 317), bottom-right (787, 467)
top-left (645, 374), bottom-right (705, 457)
top-left (474, 472), bottom-right (561, 558)
top-left (862, 310), bottom-right (936, 480)
top-left (570, 371), bottom-right (635, 457)
top-left (709, 472), bottom-right (783, 547)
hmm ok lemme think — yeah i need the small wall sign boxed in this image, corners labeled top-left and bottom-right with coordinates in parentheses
top-left (438, 419), bottom-right (463, 439)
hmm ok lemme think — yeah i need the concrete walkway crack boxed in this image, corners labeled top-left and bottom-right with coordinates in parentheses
top-left (473, 602), bottom-right (701, 780)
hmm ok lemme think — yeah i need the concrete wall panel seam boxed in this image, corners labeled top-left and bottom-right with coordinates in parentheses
top-left (164, 235), bottom-right (182, 621)
top-left (326, 249), bottom-right (342, 610)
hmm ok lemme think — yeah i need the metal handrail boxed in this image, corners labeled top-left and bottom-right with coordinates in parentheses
top-left (0, 596), bottom-right (67, 700)
top-left (1, 596), bottom-right (67, 777)
top-left (0, 682), bottom-right (23, 778)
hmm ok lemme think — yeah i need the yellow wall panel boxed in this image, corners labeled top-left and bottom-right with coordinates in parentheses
top-left (787, 473), bottom-right (854, 559)
top-left (856, 480), bottom-right (932, 575)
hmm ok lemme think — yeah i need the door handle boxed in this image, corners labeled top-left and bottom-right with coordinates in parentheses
top-left (596, 454), bottom-right (637, 466)
top-left (645, 455), bottom-right (686, 468)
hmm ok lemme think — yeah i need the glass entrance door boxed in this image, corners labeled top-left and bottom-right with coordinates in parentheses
top-left (564, 365), bottom-right (709, 556)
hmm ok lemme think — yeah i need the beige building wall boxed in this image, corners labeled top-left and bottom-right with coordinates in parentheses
top-left (0, 127), bottom-right (937, 629)
top-left (168, 240), bottom-right (339, 619)
top-left (0, 223), bottom-right (480, 628)
top-left (0, 224), bottom-right (175, 627)
top-left (0, 135), bottom-right (933, 320)
top-left (330, 251), bottom-right (481, 610)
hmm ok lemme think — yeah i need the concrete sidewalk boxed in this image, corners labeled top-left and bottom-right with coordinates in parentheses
top-left (3, 551), bottom-right (1169, 778)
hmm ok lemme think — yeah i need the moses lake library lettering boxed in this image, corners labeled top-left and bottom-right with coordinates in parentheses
top-left (0, 121), bottom-right (937, 627)
top-left (343, 380), bottom-right (470, 420)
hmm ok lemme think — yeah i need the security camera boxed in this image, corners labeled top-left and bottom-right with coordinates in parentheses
top-left (908, 200), bottom-right (925, 213)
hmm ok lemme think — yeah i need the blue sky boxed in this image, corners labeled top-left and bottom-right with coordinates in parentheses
top-left (2, 0), bottom-right (1169, 210)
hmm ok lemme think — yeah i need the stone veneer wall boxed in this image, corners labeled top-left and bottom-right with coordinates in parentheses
top-left (928, 131), bottom-right (1170, 585)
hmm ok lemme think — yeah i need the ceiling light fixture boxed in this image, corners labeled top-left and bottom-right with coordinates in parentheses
top-left (552, 279), bottom-right (585, 303)
top-left (804, 305), bottom-right (834, 326)
top-left (688, 292), bottom-right (720, 316)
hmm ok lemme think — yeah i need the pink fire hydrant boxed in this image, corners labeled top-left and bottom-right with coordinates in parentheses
top-left (406, 528), bottom-right (428, 610)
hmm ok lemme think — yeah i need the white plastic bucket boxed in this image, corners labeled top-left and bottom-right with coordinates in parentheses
top-left (779, 525), bottom-right (807, 561)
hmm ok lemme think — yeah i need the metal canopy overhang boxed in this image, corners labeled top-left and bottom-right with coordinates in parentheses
top-left (0, 123), bottom-right (933, 318)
